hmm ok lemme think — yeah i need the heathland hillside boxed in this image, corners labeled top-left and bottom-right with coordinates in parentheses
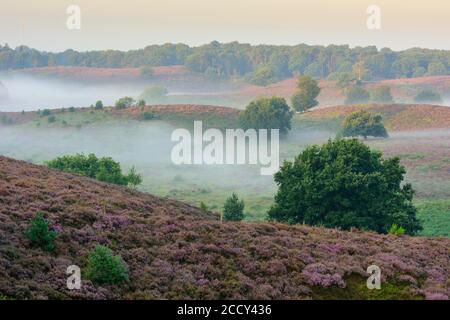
top-left (0, 156), bottom-right (449, 300)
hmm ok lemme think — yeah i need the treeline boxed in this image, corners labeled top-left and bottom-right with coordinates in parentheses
top-left (1, 42), bottom-right (450, 83)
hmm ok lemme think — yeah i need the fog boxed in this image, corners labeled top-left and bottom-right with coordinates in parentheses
top-left (0, 74), bottom-right (143, 112)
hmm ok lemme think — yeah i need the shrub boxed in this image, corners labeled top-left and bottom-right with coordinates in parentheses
top-left (239, 97), bottom-right (293, 135)
top-left (414, 90), bottom-right (442, 104)
top-left (140, 111), bottom-right (157, 120)
top-left (47, 115), bottom-right (56, 123)
top-left (200, 202), bottom-right (209, 212)
top-left (223, 193), bottom-right (245, 221)
top-left (41, 109), bottom-right (51, 116)
top-left (127, 166), bottom-right (143, 188)
top-left (370, 85), bottom-right (394, 103)
top-left (25, 212), bottom-right (57, 252)
top-left (137, 99), bottom-right (146, 108)
top-left (268, 139), bottom-right (422, 235)
top-left (340, 110), bottom-right (388, 138)
top-left (388, 224), bottom-right (406, 236)
top-left (46, 153), bottom-right (142, 186)
top-left (69, 106), bottom-right (75, 112)
top-left (115, 97), bottom-right (135, 109)
top-left (249, 66), bottom-right (277, 86)
top-left (95, 100), bottom-right (104, 109)
top-left (139, 66), bottom-right (154, 79)
top-left (344, 87), bottom-right (370, 105)
top-left (291, 75), bottom-right (321, 112)
top-left (85, 245), bottom-right (128, 285)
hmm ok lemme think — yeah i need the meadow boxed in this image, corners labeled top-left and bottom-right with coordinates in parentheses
top-left (1, 104), bottom-right (449, 236)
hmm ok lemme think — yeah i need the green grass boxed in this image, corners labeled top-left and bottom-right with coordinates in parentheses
top-left (311, 275), bottom-right (423, 300)
top-left (416, 199), bottom-right (450, 237)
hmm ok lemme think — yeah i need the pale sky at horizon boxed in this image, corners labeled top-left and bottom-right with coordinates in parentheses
top-left (1, 0), bottom-right (449, 52)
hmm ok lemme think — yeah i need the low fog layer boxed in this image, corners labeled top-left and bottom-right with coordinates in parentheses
top-left (0, 74), bottom-right (143, 112)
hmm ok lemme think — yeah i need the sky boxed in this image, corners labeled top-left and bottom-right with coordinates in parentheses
top-left (0, 0), bottom-right (449, 52)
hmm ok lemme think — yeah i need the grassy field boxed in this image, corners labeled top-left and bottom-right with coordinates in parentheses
top-left (1, 104), bottom-right (449, 236)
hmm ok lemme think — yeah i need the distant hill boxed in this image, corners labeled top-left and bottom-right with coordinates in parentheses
top-left (0, 156), bottom-right (449, 300)
top-left (305, 104), bottom-right (450, 132)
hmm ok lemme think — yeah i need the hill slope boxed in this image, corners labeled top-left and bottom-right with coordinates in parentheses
top-left (0, 156), bottom-right (449, 300)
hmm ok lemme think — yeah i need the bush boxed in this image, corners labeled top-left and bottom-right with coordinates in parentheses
top-left (137, 99), bottom-right (146, 108)
top-left (140, 111), bottom-right (157, 120)
top-left (340, 110), bottom-right (388, 138)
top-left (115, 97), bottom-right (135, 109)
top-left (344, 87), bottom-right (370, 105)
top-left (268, 139), bottom-right (422, 235)
top-left (249, 66), bottom-right (277, 86)
top-left (25, 212), bottom-right (57, 252)
top-left (46, 153), bottom-right (142, 187)
top-left (388, 224), bottom-right (406, 236)
top-left (200, 202), bottom-right (209, 212)
top-left (47, 115), bottom-right (56, 123)
top-left (69, 106), bottom-right (75, 112)
top-left (41, 109), bottom-right (51, 117)
top-left (127, 166), bottom-right (143, 188)
top-left (414, 90), bottom-right (442, 104)
top-left (85, 245), bottom-right (128, 285)
top-left (239, 97), bottom-right (293, 135)
top-left (139, 66), bottom-right (155, 79)
top-left (223, 193), bottom-right (245, 221)
top-left (370, 85), bottom-right (394, 103)
top-left (95, 100), bottom-right (104, 109)
top-left (291, 75), bottom-right (321, 112)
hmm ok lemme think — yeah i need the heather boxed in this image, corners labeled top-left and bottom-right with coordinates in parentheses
top-left (0, 156), bottom-right (448, 300)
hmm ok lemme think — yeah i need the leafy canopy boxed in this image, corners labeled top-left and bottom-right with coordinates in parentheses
top-left (239, 97), bottom-right (293, 135)
top-left (340, 110), bottom-right (388, 138)
top-left (291, 75), bottom-right (321, 112)
top-left (370, 85), bottom-right (394, 103)
top-left (268, 139), bottom-right (422, 235)
top-left (344, 86), bottom-right (370, 105)
top-left (46, 153), bottom-right (142, 187)
top-left (414, 90), bottom-right (442, 104)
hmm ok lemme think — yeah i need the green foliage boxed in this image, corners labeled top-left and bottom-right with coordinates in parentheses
top-left (370, 86), bottom-right (394, 103)
top-left (139, 86), bottom-right (168, 103)
top-left (25, 212), bottom-right (57, 252)
top-left (46, 153), bottom-right (142, 186)
top-left (95, 100), bottom-right (104, 109)
top-left (115, 97), bottom-right (135, 109)
top-left (249, 65), bottom-right (277, 86)
top-left (127, 166), bottom-right (143, 188)
top-left (68, 106), bottom-right (75, 112)
top-left (341, 110), bottom-right (388, 138)
top-left (268, 139), bottom-right (422, 235)
top-left (344, 87), bottom-right (370, 105)
top-left (416, 200), bottom-right (450, 237)
top-left (139, 66), bottom-right (155, 78)
top-left (291, 75), bottom-right (321, 112)
top-left (223, 193), bottom-right (245, 222)
top-left (388, 224), bottom-right (406, 236)
top-left (41, 109), bottom-right (51, 116)
top-left (137, 99), bottom-right (146, 108)
top-left (239, 97), bottom-right (293, 135)
top-left (414, 90), bottom-right (442, 104)
top-left (200, 202), bottom-right (209, 212)
top-left (85, 245), bottom-right (128, 285)
top-left (47, 115), bottom-right (56, 123)
top-left (140, 111), bottom-right (157, 120)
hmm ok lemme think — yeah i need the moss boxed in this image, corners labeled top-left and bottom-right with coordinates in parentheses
top-left (311, 274), bottom-right (424, 300)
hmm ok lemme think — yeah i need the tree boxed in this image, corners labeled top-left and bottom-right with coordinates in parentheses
top-left (86, 245), bottom-right (128, 285)
top-left (344, 86), bottom-right (370, 105)
top-left (25, 212), bottom-right (57, 252)
top-left (249, 66), bottom-right (277, 86)
top-left (127, 166), bottom-right (143, 188)
top-left (46, 153), bottom-right (141, 186)
top-left (115, 96), bottom-right (135, 109)
top-left (139, 66), bottom-right (155, 78)
top-left (223, 193), bottom-right (245, 221)
top-left (268, 139), bottom-right (422, 235)
top-left (137, 99), bottom-right (146, 108)
top-left (414, 90), bottom-right (442, 104)
top-left (95, 100), bottom-right (104, 109)
top-left (239, 97), bottom-right (293, 135)
top-left (291, 75), bottom-right (321, 112)
top-left (370, 85), bottom-right (394, 103)
top-left (341, 110), bottom-right (388, 139)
